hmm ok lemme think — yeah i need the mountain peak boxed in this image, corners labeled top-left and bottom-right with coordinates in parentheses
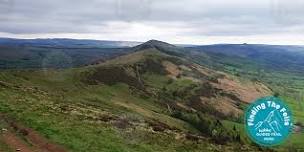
top-left (132, 39), bottom-right (178, 52)
top-left (143, 39), bottom-right (175, 47)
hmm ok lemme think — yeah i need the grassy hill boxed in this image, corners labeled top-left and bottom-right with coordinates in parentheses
top-left (0, 40), bottom-right (303, 151)
top-left (185, 44), bottom-right (304, 151)
top-left (187, 44), bottom-right (304, 93)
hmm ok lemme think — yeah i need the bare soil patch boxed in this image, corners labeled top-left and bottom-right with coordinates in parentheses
top-left (0, 114), bottom-right (66, 152)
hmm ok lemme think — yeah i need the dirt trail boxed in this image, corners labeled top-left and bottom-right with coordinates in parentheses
top-left (1, 130), bottom-right (36, 152)
top-left (0, 114), bottom-right (66, 152)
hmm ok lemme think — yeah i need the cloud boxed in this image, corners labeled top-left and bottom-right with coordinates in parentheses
top-left (0, 0), bottom-right (304, 44)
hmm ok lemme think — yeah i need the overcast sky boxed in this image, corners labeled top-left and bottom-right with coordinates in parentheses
top-left (1, 0), bottom-right (304, 44)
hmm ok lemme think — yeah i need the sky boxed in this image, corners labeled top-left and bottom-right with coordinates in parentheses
top-left (0, 0), bottom-right (304, 45)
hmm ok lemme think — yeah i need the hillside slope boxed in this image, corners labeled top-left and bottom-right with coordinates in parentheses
top-left (0, 40), bottom-right (275, 152)
top-left (186, 44), bottom-right (304, 94)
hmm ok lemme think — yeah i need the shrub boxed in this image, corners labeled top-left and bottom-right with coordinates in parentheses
top-left (274, 92), bottom-right (280, 97)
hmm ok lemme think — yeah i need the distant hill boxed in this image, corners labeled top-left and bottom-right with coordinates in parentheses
top-left (185, 44), bottom-right (304, 99)
top-left (0, 38), bottom-right (141, 48)
top-left (2, 37), bottom-right (304, 75)
top-left (0, 38), bottom-right (142, 69)
top-left (188, 44), bottom-right (304, 74)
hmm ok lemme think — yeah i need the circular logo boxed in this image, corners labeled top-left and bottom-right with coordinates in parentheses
top-left (245, 96), bottom-right (293, 146)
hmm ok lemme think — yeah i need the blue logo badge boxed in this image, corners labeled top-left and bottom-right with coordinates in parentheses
top-left (245, 96), bottom-right (293, 146)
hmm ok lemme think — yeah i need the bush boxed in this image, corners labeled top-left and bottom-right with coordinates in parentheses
top-left (171, 111), bottom-right (213, 136)
top-left (274, 92), bottom-right (280, 97)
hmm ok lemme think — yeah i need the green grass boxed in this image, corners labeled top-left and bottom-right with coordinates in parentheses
top-left (0, 69), bottom-right (218, 152)
top-left (281, 96), bottom-right (304, 123)
top-left (142, 73), bottom-right (170, 89)
top-left (0, 86), bottom-right (135, 152)
top-left (221, 120), bottom-right (250, 143)
top-left (1, 49), bottom-right (304, 151)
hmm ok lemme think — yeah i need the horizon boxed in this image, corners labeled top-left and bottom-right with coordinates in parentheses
top-left (1, 37), bottom-right (304, 46)
top-left (1, 0), bottom-right (304, 45)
